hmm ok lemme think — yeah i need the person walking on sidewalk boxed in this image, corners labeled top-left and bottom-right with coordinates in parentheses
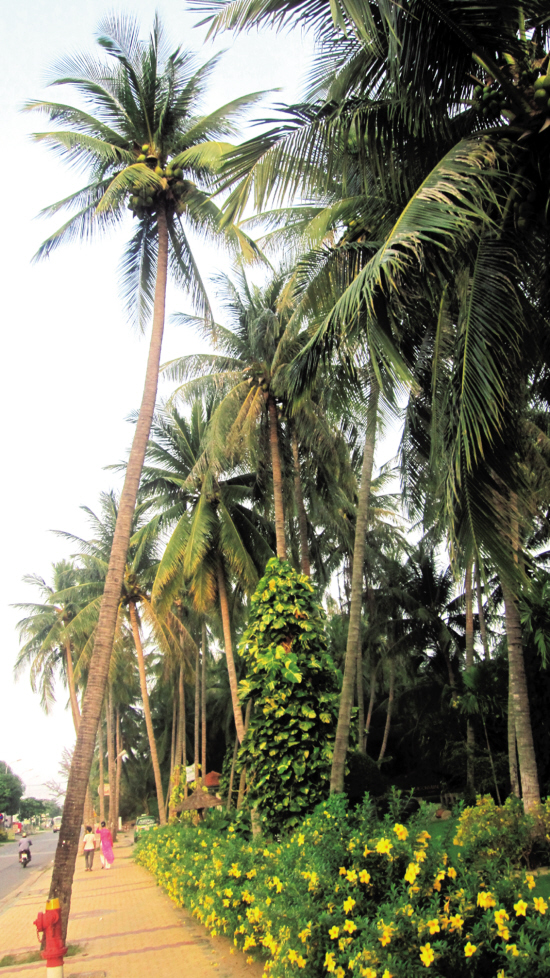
top-left (82, 825), bottom-right (96, 871)
top-left (96, 821), bottom-right (114, 869)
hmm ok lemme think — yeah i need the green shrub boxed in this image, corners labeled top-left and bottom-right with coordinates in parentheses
top-left (237, 558), bottom-right (339, 832)
top-left (136, 795), bottom-right (550, 977)
top-left (453, 795), bottom-right (550, 868)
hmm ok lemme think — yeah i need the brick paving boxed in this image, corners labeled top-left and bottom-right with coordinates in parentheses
top-left (0, 833), bottom-right (264, 978)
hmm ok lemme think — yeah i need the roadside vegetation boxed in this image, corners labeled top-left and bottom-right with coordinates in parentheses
top-left (13, 3), bottom-right (550, 963)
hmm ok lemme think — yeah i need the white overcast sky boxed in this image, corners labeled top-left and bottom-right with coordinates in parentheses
top-left (0, 0), bottom-right (316, 800)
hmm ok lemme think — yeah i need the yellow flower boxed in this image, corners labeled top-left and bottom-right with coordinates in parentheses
top-left (505, 945), bottom-right (520, 957)
top-left (297, 834), bottom-right (305, 846)
top-left (393, 823), bottom-right (408, 841)
top-left (447, 866), bottom-right (457, 879)
top-left (477, 891), bottom-right (496, 908)
top-left (534, 896), bottom-right (548, 914)
top-left (359, 870), bottom-right (371, 884)
top-left (414, 849), bottom-right (427, 863)
top-left (335, 969), bottom-right (345, 978)
top-left (464, 943), bottom-right (477, 957)
top-left (417, 831), bottom-right (431, 843)
top-left (498, 927), bottom-right (510, 941)
top-left (379, 929), bottom-right (392, 947)
top-left (419, 943), bottom-right (435, 967)
top-left (427, 919), bottom-right (440, 935)
top-left (514, 899), bottom-right (528, 917)
top-left (382, 972), bottom-right (393, 978)
top-left (404, 863), bottom-right (420, 884)
top-left (346, 869), bottom-right (358, 884)
top-left (376, 839), bottom-right (393, 855)
top-left (296, 956), bottom-right (306, 969)
top-left (325, 951), bottom-right (336, 972)
top-left (494, 909), bottom-right (509, 925)
top-left (526, 874), bottom-right (535, 890)
top-left (343, 920), bottom-right (357, 934)
top-left (360, 970), bottom-right (377, 978)
top-left (339, 866), bottom-right (348, 876)
top-left (363, 845), bottom-right (374, 857)
top-left (449, 914), bottom-right (464, 932)
top-left (329, 926), bottom-right (340, 940)
top-left (343, 897), bottom-right (356, 914)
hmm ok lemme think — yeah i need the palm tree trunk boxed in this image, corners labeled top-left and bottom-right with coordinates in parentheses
top-left (217, 561), bottom-right (245, 743)
top-left (106, 689), bottom-right (117, 840)
top-left (364, 662), bottom-right (378, 754)
top-left (178, 664), bottom-right (188, 800)
top-left (64, 639), bottom-right (81, 733)
top-left (378, 659), bottom-right (395, 762)
top-left (194, 641), bottom-right (200, 783)
top-left (357, 640), bottom-right (365, 753)
top-left (226, 736), bottom-right (239, 812)
top-left (508, 684), bottom-right (520, 797)
top-left (237, 700), bottom-right (253, 810)
top-left (481, 713), bottom-right (502, 805)
top-left (201, 621), bottom-right (207, 780)
top-left (502, 581), bottom-right (540, 811)
top-left (267, 394), bottom-right (286, 560)
top-left (166, 687), bottom-right (178, 820)
top-left (475, 562), bottom-right (490, 659)
top-left (129, 600), bottom-right (166, 825)
top-left (465, 560), bottom-right (475, 794)
top-left (48, 203), bottom-right (170, 938)
top-left (330, 370), bottom-right (379, 793)
top-left (115, 707), bottom-right (122, 833)
top-left (291, 427), bottom-right (310, 575)
top-left (170, 693), bottom-right (177, 781)
top-left (97, 715), bottom-right (105, 824)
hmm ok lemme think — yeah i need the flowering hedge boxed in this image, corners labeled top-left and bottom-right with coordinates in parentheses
top-left (135, 795), bottom-right (550, 977)
top-left (453, 794), bottom-right (550, 868)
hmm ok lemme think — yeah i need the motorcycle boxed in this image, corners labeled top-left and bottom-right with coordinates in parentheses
top-left (19, 850), bottom-right (30, 869)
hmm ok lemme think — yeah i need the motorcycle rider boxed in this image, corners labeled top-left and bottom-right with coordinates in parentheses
top-left (18, 833), bottom-right (32, 865)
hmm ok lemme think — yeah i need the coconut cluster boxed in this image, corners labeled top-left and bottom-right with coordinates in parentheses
top-left (128, 143), bottom-right (190, 218)
top-left (473, 83), bottom-right (505, 119)
top-left (533, 73), bottom-right (550, 111)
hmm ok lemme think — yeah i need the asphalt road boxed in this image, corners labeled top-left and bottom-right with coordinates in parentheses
top-left (0, 832), bottom-right (58, 903)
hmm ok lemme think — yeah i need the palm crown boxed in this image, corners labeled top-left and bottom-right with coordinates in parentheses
top-left (26, 13), bottom-right (263, 324)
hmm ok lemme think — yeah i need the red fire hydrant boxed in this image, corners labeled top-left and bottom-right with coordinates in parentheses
top-left (34, 898), bottom-right (67, 977)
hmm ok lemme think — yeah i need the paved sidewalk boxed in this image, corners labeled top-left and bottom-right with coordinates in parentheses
top-left (0, 833), bottom-right (264, 978)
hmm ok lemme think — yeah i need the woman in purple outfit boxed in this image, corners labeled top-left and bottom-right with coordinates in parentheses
top-left (96, 821), bottom-right (114, 869)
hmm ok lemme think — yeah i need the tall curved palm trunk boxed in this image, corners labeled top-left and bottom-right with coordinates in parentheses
top-left (64, 638), bottom-right (81, 732)
top-left (502, 581), bottom-right (540, 812)
top-left (201, 622), bottom-right (207, 779)
top-left (267, 394), bottom-right (287, 559)
top-left (129, 600), bottom-right (166, 823)
top-left (378, 658), bottom-right (395, 761)
top-left (330, 371), bottom-right (379, 793)
top-left (217, 562), bottom-right (245, 742)
top-left (291, 428), bottom-right (310, 575)
top-left (465, 560), bottom-right (475, 793)
top-left (48, 206), bottom-right (169, 937)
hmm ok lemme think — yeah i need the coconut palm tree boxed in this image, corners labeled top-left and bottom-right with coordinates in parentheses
top-left (27, 13), bottom-right (266, 929)
top-left (55, 491), bottom-right (197, 826)
top-left (140, 400), bottom-right (273, 743)
top-left (13, 562), bottom-right (83, 729)
top-left (166, 268), bottom-right (304, 559)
